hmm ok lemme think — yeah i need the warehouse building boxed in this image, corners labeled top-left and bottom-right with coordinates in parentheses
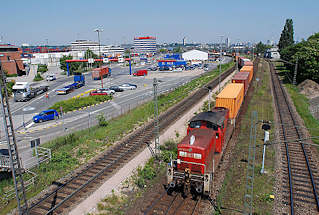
top-left (182, 49), bottom-right (208, 62)
top-left (0, 44), bottom-right (25, 75)
top-left (133, 36), bottom-right (157, 54)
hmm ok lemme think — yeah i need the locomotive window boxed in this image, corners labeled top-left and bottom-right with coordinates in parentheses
top-left (179, 151), bottom-right (187, 157)
top-left (207, 122), bottom-right (218, 131)
top-left (190, 121), bottom-right (201, 128)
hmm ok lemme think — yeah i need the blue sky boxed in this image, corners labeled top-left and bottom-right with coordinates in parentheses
top-left (0, 0), bottom-right (318, 46)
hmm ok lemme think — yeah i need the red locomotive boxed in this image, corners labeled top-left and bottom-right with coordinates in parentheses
top-left (167, 107), bottom-right (231, 197)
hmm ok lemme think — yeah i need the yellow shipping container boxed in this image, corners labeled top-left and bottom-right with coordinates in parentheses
top-left (240, 65), bottom-right (254, 83)
top-left (215, 83), bottom-right (244, 119)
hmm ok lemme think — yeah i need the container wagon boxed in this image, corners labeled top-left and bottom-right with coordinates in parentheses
top-left (232, 72), bottom-right (250, 95)
top-left (240, 65), bottom-right (254, 83)
top-left (215, 83), bottom-right (244, 120)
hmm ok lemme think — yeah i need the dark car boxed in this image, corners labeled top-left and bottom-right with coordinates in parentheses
top-left (109, 86), bottom-right (124, 92)
top-left (33, 109), bottom-right (59, 123)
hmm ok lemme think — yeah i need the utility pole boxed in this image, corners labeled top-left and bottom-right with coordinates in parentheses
top-left (219, 35), bottom-right (224, 93)
top-left (153, 78), bottom-right (160, 155)
top-left (0, 57), bottom-right (29, 214)
top-left (293, 57), bottom-right (298, 85)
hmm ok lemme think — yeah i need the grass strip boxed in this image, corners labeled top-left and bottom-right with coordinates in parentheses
top-left (49, 95), bottom-right (112, 113)
top-left (0, 62), bottom-right (234, 214)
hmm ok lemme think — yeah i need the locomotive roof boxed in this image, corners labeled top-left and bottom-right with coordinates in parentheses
top-left (179, 129), bottom-right (215, 150)
top-left (189, 110), bottom-right (227, 127)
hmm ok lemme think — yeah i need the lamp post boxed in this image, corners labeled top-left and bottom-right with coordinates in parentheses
top-left (94, 27), bottom-right (104, 88)
top-left (94, 27), bottom-right (103, 67)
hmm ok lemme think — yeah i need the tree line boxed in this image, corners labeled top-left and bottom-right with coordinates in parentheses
top-left (279, 19), bottom-right (319, 83)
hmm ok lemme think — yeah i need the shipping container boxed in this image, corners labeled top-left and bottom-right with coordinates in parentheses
top-left (239, 57), bottom-right (252, 68)
top-left (215, 83), bottom-right (244, 119)
top-left (92, 66), bottom-right (110, 80)
top-left (232, 72), bottom-right (249, 94)
top-left (240, 66), bottom-right (253, 83)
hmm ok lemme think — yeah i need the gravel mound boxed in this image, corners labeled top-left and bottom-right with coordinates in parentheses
top-left (298, 79), bottom-right (319, 99)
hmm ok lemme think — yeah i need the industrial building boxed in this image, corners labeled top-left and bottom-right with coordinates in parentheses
top-left (133, 36), bottom-right (157, 54)
top-left (0, 44), bottom-right (25, 75)
top-left (182, 49), bottom-right (208, 62)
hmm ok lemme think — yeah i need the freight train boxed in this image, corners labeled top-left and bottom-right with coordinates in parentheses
top-left (166, 56), bottom-right (254, 198)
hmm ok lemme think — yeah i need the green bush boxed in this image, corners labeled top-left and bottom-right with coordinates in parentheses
top-left (97, 113), bottom-right (108, 127)
top-left (33, 72), bottom-right (43, 81)
top-left (37, 64), bottom-right (48, 73)
top-left (49, 95), bottom-right (112, 113)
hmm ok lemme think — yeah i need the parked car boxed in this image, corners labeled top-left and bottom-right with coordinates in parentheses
top-left (173, 67), bottom-right (183, 72)
top-left (46, 74), bottom-right (56, 81)
top-left (123, 83), bottom-right (137, 88)
top-left (0, 148), bottom-right (9, 156)
top-left (89, 88), bottom-right (115, 96)
top-left (109, 86), bottom-right (124, 92)
top-left (119, 83), bottom-right (137, 90)
top-left (33, 109), bottom-right (59, 123)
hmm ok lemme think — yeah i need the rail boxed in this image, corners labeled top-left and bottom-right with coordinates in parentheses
top-left (269, 60), bottom-right (319, 214)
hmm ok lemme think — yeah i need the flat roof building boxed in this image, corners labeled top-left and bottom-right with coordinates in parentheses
top-left (133, 36), bottom-right (156, 54)
top-left (71, 40), bottom-right (124, 56)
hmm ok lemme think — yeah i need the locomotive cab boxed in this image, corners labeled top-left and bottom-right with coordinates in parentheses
top-left (187, 108), bottom-right (229, 153)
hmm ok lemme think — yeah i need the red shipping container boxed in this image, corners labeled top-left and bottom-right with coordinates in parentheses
top-left (232, 72), bottom-right (250, 94)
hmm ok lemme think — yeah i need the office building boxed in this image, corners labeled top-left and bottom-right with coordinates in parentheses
top-left (133, 36), bottom-right (157, 54)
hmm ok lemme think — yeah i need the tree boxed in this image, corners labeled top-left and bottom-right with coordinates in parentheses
top-left (84, 49), bottom-right (99, 68)
top-left (255, 42), bottom-right (272, 55)
top-left (278, 19), bottom-right (294, 53)
top-left (60, 55), bottom-right (81, 75)
top-left (280, 32), bottom-right (319, 83)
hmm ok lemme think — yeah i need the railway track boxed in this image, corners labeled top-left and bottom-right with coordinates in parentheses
top-left (27, 65), bottom-right (236, 214)
top-left (142, 192), bottom-right (204, 215)
top-left (269, 60), bottom-right (319, 214)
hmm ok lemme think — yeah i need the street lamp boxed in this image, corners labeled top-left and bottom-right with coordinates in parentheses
top-left (94, 27), bottom-right (104, 88)
top-left (94, 27), bottom-right (104, 67)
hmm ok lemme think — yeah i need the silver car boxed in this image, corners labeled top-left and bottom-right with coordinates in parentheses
top-left (119, 83), bottom-right (137, 90)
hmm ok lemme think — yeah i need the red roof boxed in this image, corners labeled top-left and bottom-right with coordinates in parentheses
top-left (157, 59), bottom-right (176, 62)
top-left (134, 36), bottom-right (156, 40)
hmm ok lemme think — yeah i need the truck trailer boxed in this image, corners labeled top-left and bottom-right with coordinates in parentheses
top-left (13, 82), bottom-right (49, 102)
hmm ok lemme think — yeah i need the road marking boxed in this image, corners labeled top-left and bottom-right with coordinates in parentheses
top-left (26, 122), bottom-right (34, 129)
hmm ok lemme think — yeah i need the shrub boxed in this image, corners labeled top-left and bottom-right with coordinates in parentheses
top-left (97, 114), bottom-right (108, 127)
top-left (37, 64), bottom-right (48, 73)
top-left (33, 72), bottom-right (43, 81)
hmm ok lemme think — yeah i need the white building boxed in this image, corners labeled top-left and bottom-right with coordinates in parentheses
top-left (133, 36), bottom-right (157, 54)
top-left (182, 50), bottom-right (208, 62)
top-left (71, 40), bottom-right (124, 56)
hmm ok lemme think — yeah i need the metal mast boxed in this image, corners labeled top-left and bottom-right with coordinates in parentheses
top-left (244, 111), bottom-right (258, 215)
top-left (0, 62), bottom-right (29, 214)
top-left (153, 78), bottom-right (160, 155)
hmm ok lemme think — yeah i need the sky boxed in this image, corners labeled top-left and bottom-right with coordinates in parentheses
top-left (0, 0), bottom-right (318, 46)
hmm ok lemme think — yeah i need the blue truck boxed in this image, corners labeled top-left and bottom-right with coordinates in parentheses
top-left (55, 74), bottom-right (85, 95)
